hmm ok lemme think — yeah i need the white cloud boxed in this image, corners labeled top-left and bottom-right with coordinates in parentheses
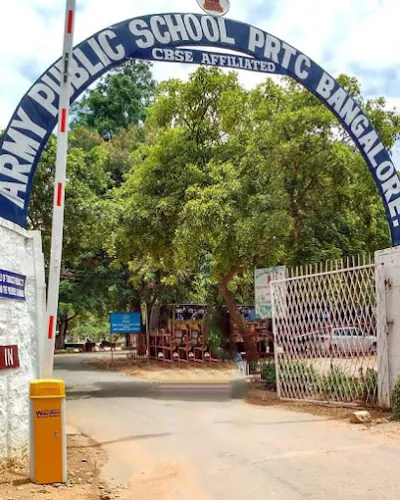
top-left (0, 0), bottom-right (400, 129)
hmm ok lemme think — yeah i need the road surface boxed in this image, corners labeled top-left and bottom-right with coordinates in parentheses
top-left (56, 354), bottom-right (400, 500)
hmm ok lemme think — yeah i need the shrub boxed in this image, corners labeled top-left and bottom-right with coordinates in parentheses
top-left (207, 329), bottom-right (223, 352)
top-left (319, 367), bottom-right (362, 402)
top-left (392, 374), bottom-right (400, 420)
top-left (359, 368), bottom-right (378, 405)
top-left (263, 362), bottom-right (379, 405)
top-left (318, 367), bottom-right (378, 404)
top-left (279, 361), bottom-right (318, 397)
top-left (260, 362), bottom-right (276, 390)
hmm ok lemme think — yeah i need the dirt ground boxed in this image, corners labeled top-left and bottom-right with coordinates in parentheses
top-left (85, 356), bottom-right (400, 447)
top-left (86, 358), bottom-right (238, 382)
top-left (245, 383), bottom-right (400, 445)
top-left (246, 384), bottom-right (385, 417)
top-left (0, 434), bottom-right (117, 500)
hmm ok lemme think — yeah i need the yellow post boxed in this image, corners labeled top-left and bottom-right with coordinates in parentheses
top-left (29, 379), bottom-right (67, 484)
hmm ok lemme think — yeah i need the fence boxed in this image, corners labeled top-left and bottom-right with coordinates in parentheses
top-left (271, 257), bottom-right (389, 407)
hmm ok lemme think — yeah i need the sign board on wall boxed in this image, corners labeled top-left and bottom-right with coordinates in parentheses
top-left (255, 267), bottom-right (286, 319)
top-left (110, 312), bottom-right (141, 334)
top-left (0, 269), bottom-right (26, 301)
top-left (0, 345), bottom-right (20, 370)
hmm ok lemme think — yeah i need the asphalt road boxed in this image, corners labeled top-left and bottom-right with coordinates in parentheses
top-left (56, 354), bottom-right (400, 500)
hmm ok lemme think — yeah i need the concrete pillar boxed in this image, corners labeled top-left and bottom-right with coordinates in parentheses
top-left (0, 218), bottom-right (45, 459)
top-left (375, 247), bottom-right (400, 406)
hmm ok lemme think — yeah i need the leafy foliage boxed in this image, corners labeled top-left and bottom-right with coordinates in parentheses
top-left (260, 361), bottom-right (277, 390)
top-left (25, 65), bottom-right (400, 350)
top-left (71, 60), bottom-right (156, 135)
top-left (319, 367), bottom-right (361, 401)
top-left (392, 375), bottom-right (400, 420)
top-left (69, 314), bottom-right (110, 342)
top-left (280, 361), bottom-right (319, 394)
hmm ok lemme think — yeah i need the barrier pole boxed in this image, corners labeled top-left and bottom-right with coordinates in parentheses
top-left (43, 0), bottom-right (76, 378)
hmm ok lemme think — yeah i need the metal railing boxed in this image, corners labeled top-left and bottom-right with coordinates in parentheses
top-left (271, 258), bottom-right (389, 407)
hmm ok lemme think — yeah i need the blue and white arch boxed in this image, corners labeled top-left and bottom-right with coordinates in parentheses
top-left (0, 13), bottom-right (399, 244)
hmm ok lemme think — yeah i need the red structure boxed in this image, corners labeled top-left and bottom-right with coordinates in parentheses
top-left (148, 304), bottom-right (274, 364)
top-left (204, 0), bottom-right (224, 13)
top-left (149, 305), bottom-right (213, 363)
top-left (229, 307), bottom-right (274, 361)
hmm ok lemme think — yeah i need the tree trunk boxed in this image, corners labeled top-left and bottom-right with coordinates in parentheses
top-left (126, 301), bottom-right (141, 348)
top-left (289, 161), bottom-right (301, 253)
top-left (146, 295), bottom-right (158, 331)
top-left (218, 268), bottom-right (256, 359)
top-left (293, 214), bottom-right (300, 249)
top-left (56, 318), bottom-right (68, 350)
top-left (56, 314), bottom-right (77, 350)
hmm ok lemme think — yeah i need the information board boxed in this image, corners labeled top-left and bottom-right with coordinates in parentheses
top-left (254, 267), bottom-right (286, 319)
top-left (110, 312), bottom-right (141, 334)
top-left (0, 269), bottom-right (26, 301)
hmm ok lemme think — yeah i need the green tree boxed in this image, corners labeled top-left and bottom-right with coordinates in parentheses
top-left (29, 137), bottom-right (111, 259)
top-left (109, 68), bottom-right (289, 352)
top-left (71, 60), bottom-right (156, 136)
top-left (108, 68), bottom-right (400, 353)
top-left (246, 77), bottom-right (400, 264)
top-left (28, 130), bottom-right (115, 348)
top-left (102, 124), bottom-right (145, 186)
top-left (26, 67), bottom-right (400, 353)
top-left (25, 63), bottom-right (157, 350)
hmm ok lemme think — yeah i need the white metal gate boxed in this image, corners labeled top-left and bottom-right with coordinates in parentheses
top-left (271, 258), bottom-right (390, 407)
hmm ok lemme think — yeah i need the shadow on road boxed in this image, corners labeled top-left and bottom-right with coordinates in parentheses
top-left (66, 380), bottom-right (247, 402)
top-left (69, 432), bottom-right (173, 448)
top-left (67, 380), bottom-right (158, 399)
top-left (55, 358), bottom-right (111, 372)
top-left (56, 355), bottom-right (248, 402)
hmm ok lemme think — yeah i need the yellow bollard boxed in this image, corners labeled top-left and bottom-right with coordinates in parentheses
top-left (29, 379), bottom-right (67, 484)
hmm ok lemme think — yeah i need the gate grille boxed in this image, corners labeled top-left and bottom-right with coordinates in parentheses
top-left (271, 261), bottom-right (389, 406)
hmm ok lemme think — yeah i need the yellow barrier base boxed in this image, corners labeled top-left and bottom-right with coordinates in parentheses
top-left (29, 379), bottom-right (67, 484)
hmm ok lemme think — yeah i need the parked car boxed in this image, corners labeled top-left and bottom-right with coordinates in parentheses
top-left (277, 331), bottom-right (320, 356)
top-left (318, 327), bottom-right (377, 356)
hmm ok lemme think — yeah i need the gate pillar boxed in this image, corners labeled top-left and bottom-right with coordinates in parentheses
top-left (375, 247), bottom-right (400, 406)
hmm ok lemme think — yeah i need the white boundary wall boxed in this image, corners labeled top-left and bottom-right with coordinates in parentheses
top-left (0, 218), bottom-right (46, 460)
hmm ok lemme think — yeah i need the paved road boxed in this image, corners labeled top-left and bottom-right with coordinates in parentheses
top-left (56, 354), bottom-right (400, 500)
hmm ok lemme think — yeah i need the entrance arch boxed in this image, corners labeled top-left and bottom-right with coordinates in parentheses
top-left (0, 13), bottom-right (399, 243)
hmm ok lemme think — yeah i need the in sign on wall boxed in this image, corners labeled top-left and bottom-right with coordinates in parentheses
top-left (0, 345), bottom-right (20, 370)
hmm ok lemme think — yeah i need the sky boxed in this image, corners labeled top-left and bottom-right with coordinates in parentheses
top-left (1, 0), bottom-right (400, 162)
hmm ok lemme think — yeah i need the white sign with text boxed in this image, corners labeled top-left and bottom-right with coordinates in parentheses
top-left (255, 267), bottom-right (286, 319)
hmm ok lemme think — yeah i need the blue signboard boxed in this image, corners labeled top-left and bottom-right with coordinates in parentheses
top-left (0, 13), bottom-right (399, 245)
top-left (110, 312), bottom-right (141, 334)
top-left (0, 269), bottom-right (26, 301)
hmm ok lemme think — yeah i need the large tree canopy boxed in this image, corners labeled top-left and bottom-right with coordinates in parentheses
top-left (25, 65), bottom-right (400, 351)
top-left (105, 68), bottom-right (400, 351)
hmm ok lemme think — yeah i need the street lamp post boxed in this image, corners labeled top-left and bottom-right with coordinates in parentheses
top-left (43, 0), bottom-right (76, 378)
